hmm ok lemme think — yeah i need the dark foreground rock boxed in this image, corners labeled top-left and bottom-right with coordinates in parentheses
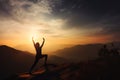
top-left (6, 56), bottom-right (120, 80)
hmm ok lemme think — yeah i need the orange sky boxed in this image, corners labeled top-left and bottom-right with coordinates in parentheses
top-left (0, 24), bottom-right (113, 54)
top-left (0, 0), bottom-right (118, 54)
top-left (0, 15), bottom-right (115, 54)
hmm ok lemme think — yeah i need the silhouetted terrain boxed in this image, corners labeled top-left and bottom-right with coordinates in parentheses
top-left (54, 42), bottom-right (120, 62)
top-left (0, 45), bottom-right (66, 80)
top-left (7, 56), bottom-right (120, 80)
top-left (1, 42), bottom-right (120, 80)
top-left (54, 44), bottom-right (102, 62)
top-left (0, 45), bottom-right (34, 80)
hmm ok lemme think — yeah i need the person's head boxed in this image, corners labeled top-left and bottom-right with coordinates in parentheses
top-left (35, 42), bottom-right (40, 47)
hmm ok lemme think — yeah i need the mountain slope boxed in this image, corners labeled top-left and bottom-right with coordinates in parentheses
top-left (55, 44), bottom-right (102, 62)
top-left (0, 45), bottom-right (67, 80)
top-left (55, 42), bottom-right (120, 62)
top-left (0, 45), bottom-right (34, 80)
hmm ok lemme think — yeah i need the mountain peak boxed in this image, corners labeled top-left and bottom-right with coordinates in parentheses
top-left (0, 45), bottom-right (16, 50)
top-left (0, 45), bottom-right (23, 55)
top-left (0, 45), bottom-right (9, 47)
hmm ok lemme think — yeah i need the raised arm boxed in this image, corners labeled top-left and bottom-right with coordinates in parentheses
top-left (40, 38), bottom-right (45, 48)
top-left (32, 37), bottom-right (36, 47)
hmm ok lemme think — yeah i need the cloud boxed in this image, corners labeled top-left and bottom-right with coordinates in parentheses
top-left (50, 0), bottom-right (120, 40)
top-left (0, 0), bottom-right (120, 41)
top-left (0, 0), bottom-right (59, 21)
top-left (0, 0), bottom-right (13, 18)
top-left (52, 0), bottom-right (120, 27)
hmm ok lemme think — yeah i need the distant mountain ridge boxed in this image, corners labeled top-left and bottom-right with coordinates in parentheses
top-left (55, 44), bottom-right (102, 62)
top-left (0, 45), bottom-right (20, 53)
top-left (54, 42), bottom-right (120, 62)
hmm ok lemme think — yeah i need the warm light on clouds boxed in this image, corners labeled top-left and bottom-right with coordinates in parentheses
top-left (0, 0), bottom-right (120, 54)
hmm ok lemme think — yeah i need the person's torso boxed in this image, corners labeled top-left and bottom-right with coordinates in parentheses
top-left (36, 47), bottom-right (42, 55)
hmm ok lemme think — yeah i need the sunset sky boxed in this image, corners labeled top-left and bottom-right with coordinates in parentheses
top-left (0, 0), bottom-right (120, 54)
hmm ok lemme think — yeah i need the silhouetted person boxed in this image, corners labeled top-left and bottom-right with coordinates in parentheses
top-left (110, 43), bottom-right (119, 56)
top-left (29, 37), bottom-right (48, 74)
top-left (99, 44), bottom-right (109, 57)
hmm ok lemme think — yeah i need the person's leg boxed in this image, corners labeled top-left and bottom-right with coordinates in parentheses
top-left (41, 54), bottom-right (48, 65)
top-left (29, 58), bottom-right (39, 74)
top-left (44, 54), bottom-right (48, 65)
